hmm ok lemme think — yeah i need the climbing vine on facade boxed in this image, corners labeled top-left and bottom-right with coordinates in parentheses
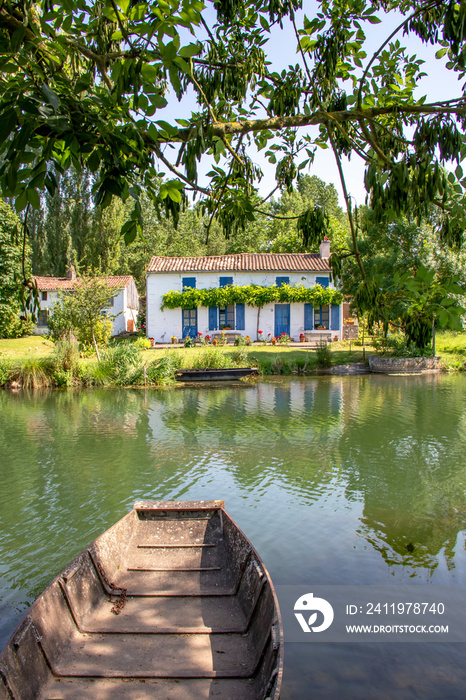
top-left (161, 284), bottom-right (343, 310)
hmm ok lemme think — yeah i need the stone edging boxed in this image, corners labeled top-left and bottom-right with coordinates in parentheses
top-left (368, 356), bottom-right (441, 374)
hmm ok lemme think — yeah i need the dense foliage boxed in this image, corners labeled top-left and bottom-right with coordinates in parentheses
top-left (1, 1), bottom-right (466, 261)
top-left (341, 209), bottom-right (466, 347)
top-left (162, 283), bottom-right (343, 310)
top-left (0, 201), bottom-right (34, 338)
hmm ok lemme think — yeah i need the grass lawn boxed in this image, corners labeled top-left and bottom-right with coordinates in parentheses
top-left (0, 336), bottom-right (55, 359)
top-left (434, 331), bottom-right (466, 370)
top-left (2, 332), bottom-right (466, 384)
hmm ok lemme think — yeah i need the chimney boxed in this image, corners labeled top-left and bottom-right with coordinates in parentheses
top-left (66, 266), bottom-right (76, 281)
top-left (319, 236), bottom-right (330, 259)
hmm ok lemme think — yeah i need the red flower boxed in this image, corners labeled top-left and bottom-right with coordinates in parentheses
top-left (197, 331), bottom-right (202, 336)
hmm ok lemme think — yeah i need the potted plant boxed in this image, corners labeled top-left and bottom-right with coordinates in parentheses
top-left (271, 336), bottom-right (277, 345)
top-left (299, 333), bottom-right (305, 342)
top-left (149, 337), bottom-right (155, 347)
top-left (171, 335), bottom-right (177, 344)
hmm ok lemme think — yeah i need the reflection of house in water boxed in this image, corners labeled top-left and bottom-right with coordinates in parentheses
top-left (146, 380), bottom-right (347, 451)
top-left (144, 379), bottom-right (348, 503)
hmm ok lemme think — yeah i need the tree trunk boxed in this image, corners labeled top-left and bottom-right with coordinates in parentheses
top-left (92, 327), bottom-right (101, 362)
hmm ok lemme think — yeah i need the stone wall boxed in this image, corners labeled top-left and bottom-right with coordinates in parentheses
top-left (343, 323), bottom-right (359, 340)
top-left (368, 356), bottom-right (441, 373)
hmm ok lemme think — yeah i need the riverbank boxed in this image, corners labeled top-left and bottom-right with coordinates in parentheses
top-left (0, 332), bottom-right (465, 388)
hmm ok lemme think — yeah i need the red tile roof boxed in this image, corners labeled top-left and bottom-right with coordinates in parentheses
top-left (147, 253), bottom-right (330, 273)
top-left (33, 275), bottom-right (135, 291)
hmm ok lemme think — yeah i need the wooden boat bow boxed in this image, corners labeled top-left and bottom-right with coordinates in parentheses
top-left (0, 500), bottom-right (283, 699)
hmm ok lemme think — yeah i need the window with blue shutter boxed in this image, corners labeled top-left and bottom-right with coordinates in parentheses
top-left (182, 277), bottom-right (196, 289)
top-left (276, 276), bottom-right (290, 287)
top-left (220, 276), bottom-right (233, 287)
top-left (219, 305), bottom-right (235, 328)
top-left (316, 276), bottom-right (329, 288)
top-left (304, 303), bottom-right (313, 330)
top-left (314, 305), bottom-right (329, 329)
top-left (218, 277), bottom-right (234, 328)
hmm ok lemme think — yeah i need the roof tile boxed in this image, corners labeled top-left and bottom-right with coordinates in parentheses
top-left (147, 253), bottom-right (330, 273)
top-left (33, 275), bottom-right (135, 291)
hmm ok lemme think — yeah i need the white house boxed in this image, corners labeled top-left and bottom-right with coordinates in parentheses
top-left (146, 239), bottom-right (343, 342)
top-left (33, 269), bottom-right (140, 336)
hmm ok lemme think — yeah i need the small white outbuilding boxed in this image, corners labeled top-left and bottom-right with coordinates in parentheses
top-left (146, 239), bottom-right (343, 343)
top-left (33, 269), bottom-right (140, 336)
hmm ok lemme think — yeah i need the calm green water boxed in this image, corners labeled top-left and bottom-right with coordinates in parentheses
top-left (1, 375), bottom-right (466, 698)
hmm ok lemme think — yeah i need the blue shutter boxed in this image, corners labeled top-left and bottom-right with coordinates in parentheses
top-left (209, 306), bottom-right (218, 330)
top-left (220, 276), bottom-right (233, 287)
top-left (182, 277), bottom-right (196, 289)
top-left (276, 276), bottom-right (290, 287)
top-left (304, 303), bottom-right (314, 330)
top-left (316, 276), bottom-right (329, 288)
top-left (236, 303), bottom-right (245, 330)
top-left (331, 304), bottom-right (340, 330)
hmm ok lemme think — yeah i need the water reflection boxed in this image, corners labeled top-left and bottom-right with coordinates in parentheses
top-left (1, 376), bottom-right (466, 697)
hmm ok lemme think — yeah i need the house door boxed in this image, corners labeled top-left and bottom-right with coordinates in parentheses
top-left (274, 304), bottom-right (290, 338)
top-left (182, 308), bottom-right (197, 338)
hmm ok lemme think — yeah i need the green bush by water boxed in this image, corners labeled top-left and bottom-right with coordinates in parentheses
top-left (145, 351), bottom-right (183, 385)
top-left (97, 342), bottom-right (143, 386)
top-left (315, 341), bottom-right (332, 368)
top-left (0, 360), bottom-right (12, 386)
top-left (11, 357), bottom-right (53, 389)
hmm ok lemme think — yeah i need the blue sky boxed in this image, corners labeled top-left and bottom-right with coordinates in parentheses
top-left (157, 3), bottom-right (463, 208)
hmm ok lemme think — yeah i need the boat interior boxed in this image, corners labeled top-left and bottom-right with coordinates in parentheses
top-left (0, 501), bottom-right (282, 699)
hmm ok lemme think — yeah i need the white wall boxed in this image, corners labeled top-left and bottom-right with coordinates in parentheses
top-left (146, 270), bottom-right (342, 343)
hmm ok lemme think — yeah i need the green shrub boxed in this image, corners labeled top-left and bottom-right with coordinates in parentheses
top-left (230, 347), bottom-right (249, 366)
top-left (0, 312), bottom-right (35, 339)
top-left (183, 336), bottom-right (195, 348)
top-left (11, 357), bottom-right (53, 388)
top-left (315, 340), bottom-right (332, 368)
top-left (79, 318), bottom-right (113, 349)
top-left (53, 335), bottom-right (80, 371)
top-left (98, 342), bottom-right (143, 385)
top-left (53, 369), bottom-right (74, 388)
top-left (0, 360), bottom-right (12, 386)
top-left (134, 336), bottom-right (151, 349)
top-left (145, 351), bottom-right (183, 385)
